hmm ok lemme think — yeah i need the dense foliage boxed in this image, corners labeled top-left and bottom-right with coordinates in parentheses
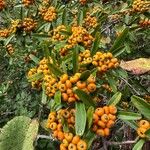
top-left (0, 0), bottom-right (150, 150)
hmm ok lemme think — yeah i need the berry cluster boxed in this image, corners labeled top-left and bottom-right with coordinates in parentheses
top-left (60, 26), bottom-right (94, 56)
top-left (79, 50), bottom-right (92, 65)
top-left (52, 25), bottom-right (66, 41)
top-left (139, 18), bottom-right (150, 28)
top-left (9, 19), bottom-right (21, 33)
top-left (0, 0), bottom-right (5, 11)
top-left (22, 0), bottom-right (34, 7)
top-left (60, 73), bottom-right (96, 103)
top-left (6, 44), bottom-right (14, 55)
top-left (92, 105), bottom-right (117, 137)
top-left (132, 0), bottom-right (150, 12)
top-left (39, 6), bottom-right (57, 22)
top-left (22, 18), bottom-right (37, 32)
top-left (47, 110), bottom-right (87, 150)
top-left (137, 120), bottom-right (150, 138)
top-left (27, 68), bottom-right (42, 90)
top-left (0, 29), bottom-right (10, 38)
top-left (83, 12), bottom-right (98, 29)
top-left (92, 52), bottom-right (119, 73)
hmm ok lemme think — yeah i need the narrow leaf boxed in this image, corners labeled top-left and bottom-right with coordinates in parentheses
top-left (28, 73), bottom-right (43, 82)
top-left (75, 102), bottom-right (86, 136)
top-left (123, 120), bottom-right (138, 130)
top-left (131, 95), bottom-right (150, 119)
top-left (118, 111), bottom-right (142, 120)
top-left (74, 89), bottom-right (96, 107)
top-left (72, 46), bottom-right (79, 74)
top-left (29, 54), bottom-right (39, 64)
top-left (80, 70), bottom-right (91, 81)
top-left (132, 139), bottom-right (145, 150)
top-left (107, 92), bottom-right (122, 105)
top-left (109, 28), bottom-right (129, 53)
top-left (54, 91), bottom-right (61, 105)
top-left (87, 106), bottom-right (94, 129)
top-left (62, 8), bottom-right (67, 25)
top-left (42, 84), bottom-right (47, 105)
top-left (91, 32), bottom-right (100, 56)
top-left (145, 129), bottom-right (150, 139)
top-left (77, 10), bottom-right (83, 26)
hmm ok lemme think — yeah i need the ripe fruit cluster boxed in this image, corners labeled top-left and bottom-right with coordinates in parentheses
top-left (22, 0), bottom-right (34, 7)
top-left (47, 110), bottom-right (87, 150)
top-left (0, 0), bottom-right (5, 11)
top-left (52, 25), bottom-right (66, 41)
top-left (79, 50), bottom-right (92, 65)
top-left (0, 29), bottom-right (10, 38)
top-left (137, 120), bottom-right (150, 138)
top-left (9, 19), bottom-right (21, 33)
top-left (60, 73), bottom-right (96, 103)
top-left (60, 26), bottom-right (93, 56)
top-left (92, 105), bottom-right (117, 137)
top-left (132, 0), bottom-right (150, 12)
top-left (39, 6), bottom-right (57, 22)
top-left (22, 18), bottom-right (37, 32)
top-left (83, 12), bottom-right (98, 29)
top-left (139, 18), bottom-right (150, 28)
top-left (92, 52), bottom-right (119, 73)
top-left (6, 44), bottom-right (14, 55)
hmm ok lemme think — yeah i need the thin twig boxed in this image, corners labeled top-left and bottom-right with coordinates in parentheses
top-left (106, 140), bottom-right (136, 145)
top-left (37, 135), bottom-right (54, 140)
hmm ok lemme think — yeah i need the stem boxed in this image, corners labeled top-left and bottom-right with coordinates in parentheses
top-left (37, 135), bottom-right (55, 140)
top-left (107, 140), bottom-right (136, 145)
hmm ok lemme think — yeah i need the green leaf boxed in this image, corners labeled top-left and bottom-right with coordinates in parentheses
top-left (131, 95), bottom-right (150, 120)
top-left (29, 54), bottom-right (40, 64)
top-left (4, 34), bottom-right (15, 46)
top-left (77, 10), bottom-right (83, 26)
top-left (22, 119), bottom-right (39, 150)
top-left (106, 73), bottom-right (117, 93)
top-left (145, 129), bottom-right (150, 139)
top-left (107, 92), bottom-right (122, 106)
top-left (80, 70), bottom-right (91, 81)
top-left (91, 32), bottom-right (100, 56)
top-left (72, 46), bottom-right (79, 74)
top-left (132, 139), bottom-right (145, 150)
top-left (62, 8), bottom-right (67, 25)
top-left (54, 91), bottom-right (61, 105)
top-left (115, 68), bottom-right (128, 79)
top-left (40, 119), bottom-right (49, 131)
top-left (32, 33), bottom-right (50, 39)
top-left (63, 120), bottom-right (69, 133)
top-left (42, 84), bottom-right (47, 105)
top-left (75, 102), bottom-right (86, 136)
top-left (123, 120), bottom-right (138, 130)
top-left (28, 72), bottom-right (43, 82)
top-left (87, 106), bottom-right (94, 129)
top-left (0, 116), bottom-right (39, 150)
top-left (109, 28), bottom-right (129, 53)
top-left (74, 89), bottom-right (96, 107)
top-left (118, 111), bottom-right (142, 120)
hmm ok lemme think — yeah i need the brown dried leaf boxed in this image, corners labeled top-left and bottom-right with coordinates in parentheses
top-left (120, 58), bottom-right (150, 75)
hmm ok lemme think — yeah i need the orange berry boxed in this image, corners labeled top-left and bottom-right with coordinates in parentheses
top-left (108, 114), bottom-right (116, 121)
top-left (109, 105), bottom-right (117, 114)
top-left (60, 74), bottom-right (68, 83)
top-left (106, 52), bottom-right (113, 58)
top-left (62, 93), bottom-right (68, 101)
top-left (49, 122), bottom-right (57, 130)
top-left (92, 124), bottom-right (98, 132)
top-left (96, 129), bottom-right (105, 136)
top-left (104, 128), bottom-right (110, 136)
top-left (68, 143), bottom-right (77, 150)
top-left (111, 58), bottom-right (118, 63)
top-left (87, 83), bottom-right (96, 92)
top-left (108, 62), bottom-right (114, 69)
top-left (57, 131), bottom-right (64, 141)
top-left (53, 130), bottom-right (58, 138)
top-left (106, 120), bottom-right (115, 128)
top-left (59, 84), bottom-right (67, 92)
top-left (72, 135), bottom-right (80, 145)
top-left (70, 109), bottom-right (76, 116)
top-left (87, 76), bottom-right (96, 83)
top-left (76, 81), bottom-right (87, 89)
top-left (101, 114), bottom-right (109, 123)
top-left (70, 76), bottom-right (79, 83)
top-left (67, 89), bottom-right (73, 96)
top-left (77, 140), bottom-right (87, 150)
top-left (93, 113), bottom-right (99, 123)
top-left (57, 123), bottom-right (63, 131)
top-left (139, 120), bottom-right (150, 129)
top-left (98, 120), bottom-right (106, 128)
top-left (95, 108), bottom-right (104, 116)
top-left (101, 65), bottom-right (108, 72)
top-left (60, 143), bottom-right (67, 150)
top-left (66, 80), bottom-right (72, 88)
top-left (103, 106), bottom-right (109, 114)
top-left (68, 96), bottom-right (76, 103)
top-left (62, 139), bottom-right (69, 147)
top-left (64, 132), bottom-right (73, 142)
top-left (137, 127), bottom-right (147, 138)
top-left (70, 116), bottom-right (75, 124)
top-left (63, 110), bottom-right (70, 118)
top-left (48, 114), bottom-right (55, 123)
